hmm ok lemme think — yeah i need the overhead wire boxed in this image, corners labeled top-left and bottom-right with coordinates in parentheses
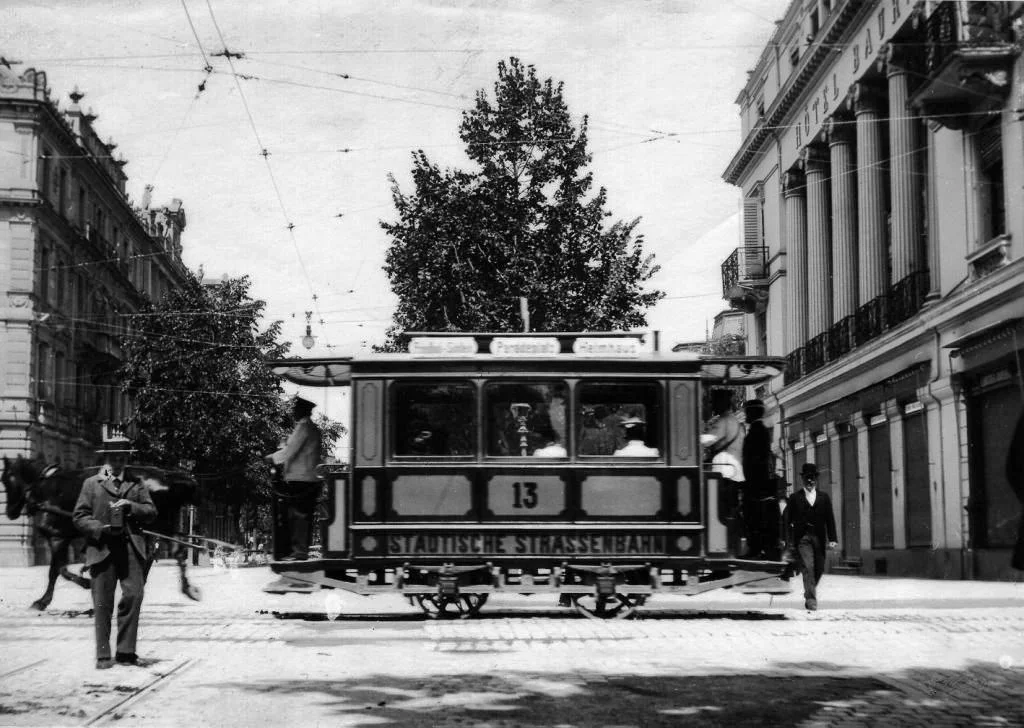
top-left (200, 0), bottom-right (328, 348)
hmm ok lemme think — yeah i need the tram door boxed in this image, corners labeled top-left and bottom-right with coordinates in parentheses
top-left (839, 427), bottom-right (861, 561)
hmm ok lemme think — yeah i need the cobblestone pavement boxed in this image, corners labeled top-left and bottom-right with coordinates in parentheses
top-left (0, 565), bottom-right (1022, 727)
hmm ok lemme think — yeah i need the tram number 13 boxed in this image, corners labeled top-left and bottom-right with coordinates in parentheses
top-left (512, 482), bottom-right (538, 509)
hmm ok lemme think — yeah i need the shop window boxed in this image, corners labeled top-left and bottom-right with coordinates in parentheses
top-left (485, 381), bottom-right (568, 457)
top-left (392, 381), bottom-right (476, 457)
top-left (577, 381), bottom-right (661, 458)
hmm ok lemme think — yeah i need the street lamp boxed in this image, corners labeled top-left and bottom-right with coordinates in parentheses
top-left (301, 311), bottom-right (316, 350)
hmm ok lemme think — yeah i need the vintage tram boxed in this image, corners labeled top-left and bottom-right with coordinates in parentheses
top-left (268, 331), bottom-right (789, 619)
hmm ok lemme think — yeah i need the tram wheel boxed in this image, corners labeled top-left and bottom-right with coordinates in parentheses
top-left (414, 593), bottom-right (489, 619)
top-left (571, 593), bottom-right (646, 620)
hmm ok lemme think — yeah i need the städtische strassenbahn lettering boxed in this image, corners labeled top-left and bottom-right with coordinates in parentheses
top-left (385, 532), bottom-right (666, 556)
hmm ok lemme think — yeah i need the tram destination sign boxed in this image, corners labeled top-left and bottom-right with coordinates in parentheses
top-left (375, 532), bottom-right (667, 557)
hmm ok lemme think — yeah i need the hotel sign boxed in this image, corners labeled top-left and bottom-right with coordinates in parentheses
top-left (789, 0), bottom-right (915, 154)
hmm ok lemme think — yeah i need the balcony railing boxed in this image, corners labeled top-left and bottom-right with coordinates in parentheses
top-left (784, 348), bottom-right (805, 385)
top-left (721, 245), bottom-right (769, 304)
top-left (912, 1), bottom-right (1016, 130)
top-left (804, 331), bottom-right (830, 376)
top-left (888, 270), bottom-right (931, 327)
top-left (785, 271), bottom-right (931, 385)
top-left (925, 1), bottom-right (1015, 74)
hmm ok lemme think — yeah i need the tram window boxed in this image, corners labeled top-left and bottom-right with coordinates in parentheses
top-left (577, 381), bottom-right (661, 457)
top-left (392, 381), bottom-right (476, 457)
top-left (485, 381), bottom-right (569, 457)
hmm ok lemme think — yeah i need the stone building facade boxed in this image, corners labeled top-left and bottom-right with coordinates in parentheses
top-left (1, 66), bottom-right (190, 565)
top-left (721, 1), bottom-right (1023, 579)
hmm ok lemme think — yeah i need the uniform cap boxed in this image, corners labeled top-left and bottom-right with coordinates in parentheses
top-left (618, 416), bottom-right (646, 427)
top-left (294, 396), bottom-right (316, 410)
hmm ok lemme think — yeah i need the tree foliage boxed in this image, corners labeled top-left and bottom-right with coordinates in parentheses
top-left (119, 273), bottom-right (289, 510)
top-left (380, 57), bottom-right (664, 349)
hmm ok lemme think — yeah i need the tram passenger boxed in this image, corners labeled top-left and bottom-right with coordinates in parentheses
top-left (612, 417), bottom-right (659, 457)
top-left (579, 406), bottom-right (620, 455)
top-left (701, 390), bottom-right (745, 552)
top-left (741, 399), bottom-right (778, 559)
top-left (783, 463), bottom-right (838, 611)
top-left (533, 426), bottom-right (568, 457)
top-left (266, 396), bottom-right (322, 561)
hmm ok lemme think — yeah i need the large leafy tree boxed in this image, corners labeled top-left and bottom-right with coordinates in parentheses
top-left (381, 57), bottom-right (664, 349)
top-left (119, 273), bottom-right (289, 522)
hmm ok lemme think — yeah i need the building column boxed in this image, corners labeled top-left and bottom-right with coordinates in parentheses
top-left (853, 82), bottom-right (889, 305)
top-left (826, 117), bottom-right (858, 321)
top-left (885, 45), bottom-right (923, 283)
top-left (783, 169), bottom-right (808, 353)
top-left (802, 145), bottom-right (832, 336)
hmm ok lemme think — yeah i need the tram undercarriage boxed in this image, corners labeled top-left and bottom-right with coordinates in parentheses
top-left (270, 557), bottom-right (792, 619)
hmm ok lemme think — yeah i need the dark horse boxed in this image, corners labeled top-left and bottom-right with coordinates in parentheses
top-left (2, 455), bottom-right (201, 610)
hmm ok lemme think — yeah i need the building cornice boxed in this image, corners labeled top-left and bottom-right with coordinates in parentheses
top-left (723, 0), bottom-right (868, 186)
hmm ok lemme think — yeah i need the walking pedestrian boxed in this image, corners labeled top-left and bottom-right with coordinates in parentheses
top-left (783, 462), bottom-right (838, 611)
top-left (266, 396), bottom-right (322, 561)
top-left (72, 450), bottom-right (157, 669)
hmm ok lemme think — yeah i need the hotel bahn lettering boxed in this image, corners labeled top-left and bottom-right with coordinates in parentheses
top-left (793, 0), bottom-right (911, 151)
top-left (387, 532), bottom-right (667, 556)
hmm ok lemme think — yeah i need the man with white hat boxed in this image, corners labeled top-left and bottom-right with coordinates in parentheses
top-left (613, 416), bottom-right (659, 457)
top-left (266, 396), bottom-right (322, 561)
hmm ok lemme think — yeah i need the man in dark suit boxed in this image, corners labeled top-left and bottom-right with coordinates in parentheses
top-left (784, 462), bottom-right (838, 611)
top-left (72, 450), bottom-right (157, 669)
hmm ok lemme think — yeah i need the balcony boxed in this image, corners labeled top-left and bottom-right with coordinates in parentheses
top-left (908, 1), bottom-right (1018, 131)
top-left (721, 245), bottom-right (769, 312)
top-left (785, 271), bottom-right (931, 385)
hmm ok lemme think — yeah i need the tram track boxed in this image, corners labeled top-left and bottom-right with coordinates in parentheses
top-left (0, 658), bottom-right (47, 680)
top-left (81, 658), bottom-right (198, 727)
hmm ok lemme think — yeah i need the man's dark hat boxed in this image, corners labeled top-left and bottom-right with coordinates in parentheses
top-left (744, 399), bottom-right (765, 410)
top-left (801, 462), bottom-right (818, 478)
top-left (294, 396), bottom-right (316, 411)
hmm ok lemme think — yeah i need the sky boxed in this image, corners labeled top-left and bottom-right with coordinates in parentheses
top-left (0, 0), bottom-right (790, 360)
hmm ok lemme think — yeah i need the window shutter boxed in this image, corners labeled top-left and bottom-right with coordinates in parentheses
top-left (742, 196), bottom-right (764, 277)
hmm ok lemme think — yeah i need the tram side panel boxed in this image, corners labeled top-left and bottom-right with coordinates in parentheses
top-left (318, 375), bottom-right (733, 568)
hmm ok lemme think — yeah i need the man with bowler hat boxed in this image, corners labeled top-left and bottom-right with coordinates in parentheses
top-left (783, 462), bottom-right (838, 610)
top-left (267, 396), bottom-right (322, 561)
top-left (73, 449), bottom-right (157, 669)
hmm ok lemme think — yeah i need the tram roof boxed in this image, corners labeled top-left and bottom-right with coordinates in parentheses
top-left (268, 333), bottom-right (784, 387)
